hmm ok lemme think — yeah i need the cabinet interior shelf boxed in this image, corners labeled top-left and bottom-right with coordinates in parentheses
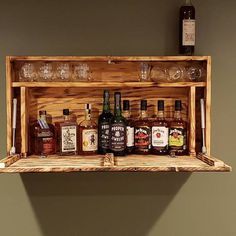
top-left (12, 81), bottom-right (206, 88)
top-left (0, 154), bottom-right (231, 173)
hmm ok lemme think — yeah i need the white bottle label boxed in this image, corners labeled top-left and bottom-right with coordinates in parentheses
top-left (127, 126), bottom-right (134, 147)
top-left (82, 129), bottom-right (98, 151)
top-left (152, 126), bottom-right (168, 147)
top-left (62, 125), bottom-right (77, 152)
top-left (182, 19), bottom-right (195, 46)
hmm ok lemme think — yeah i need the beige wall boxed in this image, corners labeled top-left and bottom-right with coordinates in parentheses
top-left (0, 0), bottom-right (235, 235)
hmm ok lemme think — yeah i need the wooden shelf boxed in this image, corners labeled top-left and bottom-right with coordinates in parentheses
top-left (0, 154), bottom-right (231, 173)
top-left (12, 81), bottom-right (206, 88)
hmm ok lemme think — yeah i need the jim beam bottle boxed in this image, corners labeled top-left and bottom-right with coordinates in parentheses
top-left (169, 100), bottom-right (187, 155)
top-left (123, 100), bottom-right (134, 154)
top-left (98, 90), bottom-right (114, 154)
top-left (30, 110), bottom-right (56, 156)
top-left (79, 104), bottom-right (98, 155)
top-left (56, 109), bottom-right (78, 155)
top-left (134, 100), bottom-right (151, 154)
top-left (110, 92), bottom-right (127, 156)
top-left (151, 100), bottom-right (169, 155)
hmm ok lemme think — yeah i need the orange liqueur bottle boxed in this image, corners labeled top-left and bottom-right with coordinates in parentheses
top-left (79, 104), bottom-right (98, 155)
top-left (57, 109), bottom-right (78, 155)
top-left (169, 100), bottom-right (187, 155)
top-left (30, 110), bottom-right (56, 156)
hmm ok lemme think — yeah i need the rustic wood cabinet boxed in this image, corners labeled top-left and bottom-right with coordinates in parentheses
top-left (0, 56), bottom-right (231, 172)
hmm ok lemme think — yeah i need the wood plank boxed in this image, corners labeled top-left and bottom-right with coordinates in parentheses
top-left (20, 87), bottom-right (28, 155)
top-left (205, 56), bottom-right (211, 155)
top-left (12, 81), bottom-right (207, 88)
top-left (0, 154), bottom-right (231, 173)
top-left (189, 86), bottom-right (196, 155)
top-left (6, 57), bottom-right (12, 154)
top-left (0, 154), bottom-right (21, 168)
top-left (9, 56), bottom-right (209, 62)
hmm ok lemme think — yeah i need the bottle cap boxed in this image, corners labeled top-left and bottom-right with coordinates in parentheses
top-left (158, 100), bottom-right (164, 111)
top-left (63, 109), bottom-right (70, 115)
top-left (175, 100), bottom-right (182, 111)
top-left (85, 104), bottom-right (91, 110)
top-left (141, 100), bottom-right (147, 110)
top-left (104, 90), bottom-right (109, 99)
top-left (123, 100), bottom-right (130, 110)
top-left (39, 110), bottom-right (47, 115)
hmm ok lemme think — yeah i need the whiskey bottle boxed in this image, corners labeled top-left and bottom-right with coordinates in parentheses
top-left (179, 0), bottom-right (195, 55)
top-left (169, 100), bottom-right (187, 155)
top-left (98, 90), bottom-right (114, 154)
top-left (79, 104), bottom-right (98, 155)
top-left (151, 100), bottom-right (169, 155)
top-left (110, 92), bottom-right (127, 156)
top-left (30, 110), bottom-right (56, 156)
top-left (134, 100), bottom-right (151, 154)
top-left (123, 100), bottom-right (134, 154)
top-left (56, 109), bottom-right (78, 156)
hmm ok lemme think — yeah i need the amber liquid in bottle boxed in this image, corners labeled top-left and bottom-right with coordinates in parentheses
top-left (179, 0), bottom-right (195, 55)
top-left (169, 100), bottom-right (187, 155)
top-left (56, 109), bottom-right (78, 156)
top-left (79, 104), bottom-right (98, 155)
top-left (134, 100), bottom-right (151, 154)
top-left (151, 100), bottom-right (169, 155)
top-left (30, 110), bottom-right (56, 156)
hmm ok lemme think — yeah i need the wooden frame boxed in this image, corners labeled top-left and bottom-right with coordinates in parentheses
top-left (0, 56), bottom-right (231, 173)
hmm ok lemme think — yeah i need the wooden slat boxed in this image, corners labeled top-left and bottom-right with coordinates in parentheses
top-left (0, 154), bottom-right (21, 168)
top-left (20, 87), bottom-right (28, 155)
top-left (189, 86), bottom-right (196, 156)
top-left (0, 154), bottom-right (231, 173)
top-left (205, 56), bottom-right (211, 155)
top-left (12, 81), bottom-right (207, 88)
top-left (9, 56), bottom-right (209, 62)
top-left (6, 57), bottom-right (12, 154)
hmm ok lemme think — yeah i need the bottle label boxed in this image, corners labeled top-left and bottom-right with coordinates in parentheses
top-left (82, 129), bottom-right (98, 151)
top-left (61, 125), bottom-right (77, 152)
top-left (127, 126), bottom-right (134, 147)
top-left (110, 124), bottom-right (126, 151)
top-left (169, 128), bottom-right (186, 148)
top-left (99, 122), bottom-right (110, 149)
top-left (135, 127), bottom-right (151, 150)
top-left (152, 126), bottom-right (168, 147)
top-left (42, 137), bottom-right (54, 154)
top-left (182, 19), bottom-right (195, 46)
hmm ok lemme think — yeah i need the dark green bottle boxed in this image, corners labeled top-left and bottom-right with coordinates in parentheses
top-left (110, 92), bottom-right (127, 156)
top-left (98, 90), bottom-right (114, 154)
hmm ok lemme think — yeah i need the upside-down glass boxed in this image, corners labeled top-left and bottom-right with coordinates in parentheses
top-left (38, 63), bottom-right (53, 81)
top-left (74, 63), bottom-right (91, 81)
top-left (56, 63), bottom-right (70, 81)
top-left (19, 63), bottom-right (37, 81)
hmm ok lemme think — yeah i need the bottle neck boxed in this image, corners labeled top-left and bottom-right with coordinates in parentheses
top-left (123, 110), bottom-right (130, 119)
top-left (40, 114), bottom-right (46, 121)
top-left (114, 100), bottom-right (121, 117)
top-left (140, 110), bottom-right (148, 119)
top-left (85, 109), bottom-right (91, 120)
top-left (157, 110), bottom-right (164, 119)
top-left (103, 96), bottom-right (110, 112)
top-left (64, 115), bottom-right (70, 121)
top-left (174, 110), bottom-right (182, 120)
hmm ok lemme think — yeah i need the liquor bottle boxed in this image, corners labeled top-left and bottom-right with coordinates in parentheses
top-left (179, 0), bottom-right (195, 55)
top-left (30, 110), bottom-right (56, 156)
top-left (134, 100), bottom-right (151, 154)
top-left (123, 100), bottom-right (134, 154)
top-left (98, 90), bottom-right (114, 154)
top-left (169, 100), bottom-right (187, 155)
top-left (151, 100), bottom-right (169, 155)
top-left (110, 92), bottom-right (127, 156)
top-left (79, 104), bottom-right (98, 155)
top-left (56, 109), bottom-right (78, 156)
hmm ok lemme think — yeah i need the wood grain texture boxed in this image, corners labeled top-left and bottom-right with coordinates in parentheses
top-left (0, 154), bottom-right (231, 173)
top-left (6, 57), bottom-right (12, 154)
top-left (0, 154), bottom-right (20, 168)
top-left (206, 56), bottom-right (211, 155)
top-left (189, 86), bottom-right (196, 155)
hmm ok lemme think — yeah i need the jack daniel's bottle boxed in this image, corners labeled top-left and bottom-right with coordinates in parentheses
top-left (110, 92), bottom-right (127, 156)
top-left (98, 90), bottom-right (114, 154)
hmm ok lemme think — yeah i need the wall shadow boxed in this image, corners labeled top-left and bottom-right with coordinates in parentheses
top-left (21, 172), bottom-right (190, 236)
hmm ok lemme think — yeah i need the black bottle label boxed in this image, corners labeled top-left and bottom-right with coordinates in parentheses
top-left (135, 126), bottom-right (151, 151)
top-left (110, 124), bottom-right (126, 151)
top-left (99, 122), bottom-right (110, 149)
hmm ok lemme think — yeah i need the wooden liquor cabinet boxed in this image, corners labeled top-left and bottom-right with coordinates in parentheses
top-left (0, 56), bottom-right (231, 172)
